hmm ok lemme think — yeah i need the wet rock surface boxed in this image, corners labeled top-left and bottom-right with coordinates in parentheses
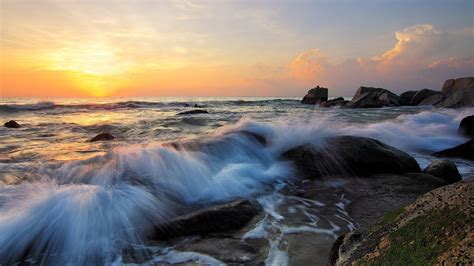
top-left (282, 135), bottom-right (421, 178)
top-left (4, 120), bottom-right (21, 128)
top-left (423, 159), bottom-right (462, 183)
top-left (88, 132), bottom-right (115, 142)
top-left (177, 109), bottom-right (209, 115)
top-left (433, 139), bottom-right (474, 160)
top-left (301, 86), bottom-right (329, 104)
top-left (153, 199), bottom-right (260, 240)
top-left (459, 115), bottom-right (474, 138)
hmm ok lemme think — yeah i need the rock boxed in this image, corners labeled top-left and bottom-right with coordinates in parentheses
top-left (4, 120), bottom-right (21, 128)
top-left (194, 104), bottom-right (204, 108)
top-left (346, 87), bottom-right (399, 108)
top-left (423, 159), bottom-right (462, 183)
top-left (410, 89), bottom-right (443, 105)
top-left (320, 97), bottom-right (348, 107)
top-left (458, 115), bottom-right (474, 137)
top-left (433, 139), bottom-right (474, 160)
top-left (418, 93), bottom-right (445, 105)
top-left (301, 85), bottom-right (328, 104)
top-left (436, 77), bottom-right (474, 108)
top-left (399, 90), bottom-right (417, 105)
top-left (88, 132), bottom-right (115, 142)
top-left (282, 136), bottom-right (421, 178)
top-left (177, 109), bottom-right (209, 115)
top-left (330, 178), bottom-right (474, 265)
top-left (184, 103), bottom-right (190, 107)
top-left (153, 199), bottom-right (259, 240)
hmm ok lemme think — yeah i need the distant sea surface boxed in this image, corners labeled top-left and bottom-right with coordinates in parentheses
top-left (0, 96), bottom-right (473, 264)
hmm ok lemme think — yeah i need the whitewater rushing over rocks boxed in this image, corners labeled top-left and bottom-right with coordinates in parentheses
top-left (0, 97), bottom-right (473, 264)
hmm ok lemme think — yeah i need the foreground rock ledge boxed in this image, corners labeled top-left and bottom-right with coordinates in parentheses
top-left (152, 199), bottom-right (259, 240)
top-left (329, 178), bottom-right (474, 265)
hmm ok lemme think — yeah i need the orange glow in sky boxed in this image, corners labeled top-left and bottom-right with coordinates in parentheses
top-left (1, 1), bottom-right (472, 97)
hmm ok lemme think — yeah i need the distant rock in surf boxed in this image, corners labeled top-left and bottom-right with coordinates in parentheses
top-left (301, 85), bottom-right (328, 104)
top-left (433, 139), bottom-right (474, 161)
top-left (320, 97), bottom-right (347, 107)
top-left (398, 90), bottom-right (417, 105)
top-left (436, 77), bottom-right (474, 108)
top-left (89, 132), bottom-right (115, 142)
top-left (423, 159), bottom-right (461, 183)
top-left (282, 135), bottom-right (420, 178)
top-left (345, 87), bottom-right (400, 108)
top-left (459, 115), bottom-right (474, 137)
top-left (177, 109), bottom-right (209, 115)
top-left (4, 120), bottom-right (21, 128)
top-left (153, 199), bottom-right (259, 240)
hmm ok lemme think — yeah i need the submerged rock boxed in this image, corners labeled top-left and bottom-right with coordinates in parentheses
top-left (177, 109), bottom-right (209, 115)
top-left (436, 77), bottom-right (474, 108)
top-left (433, 139), bottom-right (474, 160)
top-left (423, 159), bottom-right (461, 183)
top-left (346, 87), bottom-right (400, 108)
top-left (88, 132), bottom-right (115, 142)
top-left (459, 115), bottom-right (474, 138)
top-left (329, 178), bottom-right (474, 265)
top-left (153, 199), bottom-right (259, 240)
top-left (4, 120), bottom-right (21, 128)
top-left (282, 136), bottom-right (421, 178)
top-left (301, 85), bottom-right (329, 104)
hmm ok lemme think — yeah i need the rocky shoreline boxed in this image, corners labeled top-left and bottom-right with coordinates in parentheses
top-left (301, 76), bottom-right (474, 108)
top-left (119, 112), bottom-right (473, 265)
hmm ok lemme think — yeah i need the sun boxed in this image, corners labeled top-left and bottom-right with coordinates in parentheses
top-left (41, 43), bottom-right (133, 96)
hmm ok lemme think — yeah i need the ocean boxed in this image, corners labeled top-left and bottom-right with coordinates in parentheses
top-left (0, 97), bottom-right (473, 264)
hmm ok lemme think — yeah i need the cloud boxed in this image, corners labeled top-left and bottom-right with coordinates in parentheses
top-left (287, 24), bottom-right (474, 95)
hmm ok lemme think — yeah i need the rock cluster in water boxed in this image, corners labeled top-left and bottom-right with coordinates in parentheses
top-left (301, 76), bottom-right (474, 108)
top-left (4, 120), bottom-right (21, 128)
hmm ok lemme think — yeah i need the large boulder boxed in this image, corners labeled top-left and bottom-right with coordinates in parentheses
top-left (346, 87), bottom-right (399, 108)
top-left (153, 199), bottom-right (259, 240)
top-left (301, 85), bottom-right (329, 104)
top-left (282, 136), bottom-right (421, 178)
top-left (399, 90), bottom-right (417, 105)
top-left (433, 139), bottom-right (474, 161)
top-left (4, 120), bottom-right (21, 128)
top-left (329, 178), bottom-right (474, 265)
top-left (436, 77), bottom-right (474, 108)
top-left (423, 159), bottom-right (462, 183)
top-left (410, 89), bottom-right (444, 105)
top-left (459, 115), bottom-right (474, 137)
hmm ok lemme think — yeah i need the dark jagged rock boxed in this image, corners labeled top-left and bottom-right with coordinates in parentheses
top-left (4, 120), bottom-right (21, 128)
top-left (410, 89), bottom-right (443, 105)
top-left (88, 132), bottom-right (115, 142)
top-left (346, 87), bottom-right (399, 108)
top-left (282, 136), bottom-right (421, 178)
top-left (459, 115), bottom-right (474, 137)
top-left (423, 159), bottom-right (462, 184)
top-left (433, 139), bottom-right (474, 160)
top-left (320, 97), bottom-right (348, 107)
top-left (301, 85), bottom-right (328, 104)
top-left (399, 90), bottom-right (417, 105)
top-left (153, 199), bottom-right (259, 240)
top-left (177, 109), bottom-right (209, 115)
top-left (436, 77), bottom-right (474, 108)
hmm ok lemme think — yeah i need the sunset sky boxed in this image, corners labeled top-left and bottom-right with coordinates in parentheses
top-left (1, 0), bottom-right (473, 97)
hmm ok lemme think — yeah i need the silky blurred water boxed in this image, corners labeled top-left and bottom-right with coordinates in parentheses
top-left (0, 97), bottom-right (473, 264)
